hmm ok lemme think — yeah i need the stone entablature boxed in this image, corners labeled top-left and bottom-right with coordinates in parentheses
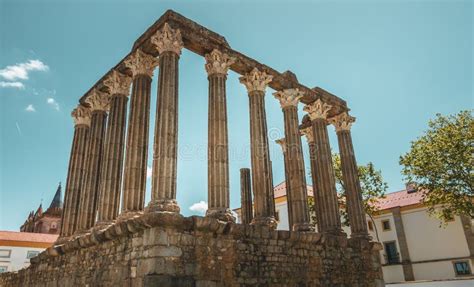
top-left (1, 214), bottom-right (384, 286)
top-left (78, 11), bottom-right (348, 115)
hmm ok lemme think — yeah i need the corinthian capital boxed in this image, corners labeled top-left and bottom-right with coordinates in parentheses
top-left (329, 112), bottom-right (355, 132)
top-left (303, 99), bottom-right (332, 120)
top-left (124, 49), bottom-right (159, 78)
top-left (71, 105), bottom-right (91, 126)
top-left (273, 88), bottom-right (304, 109)
top-left (239, 68), bottom-right (273, 93)
top-left (150, 23), bottom-right (184, 56)
top-left (103, 70), bottom-right (132, 96)
top-left (300, 127), bottom-right (314, 143)
top-left (275, 138), bottom-right (287, 152)
top-left (205, 49), bottom-right (236, 76)
top-left (85, 88), bottom-right (110, 112)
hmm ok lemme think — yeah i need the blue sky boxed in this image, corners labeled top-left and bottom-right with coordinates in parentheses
top-left (0, 0), bottom-right (472, 231)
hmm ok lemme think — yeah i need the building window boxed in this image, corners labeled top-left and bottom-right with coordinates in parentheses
top-left (0, 249), bottom-right (11, 258)
top-left (382, 219), bottom-right (391, 231)
top-left (368, 220), bottom-right (374, 231)
top-left (0, 266), bottom-right (7, 273)
top-left (50, 222), bottom-right (58, 229)
top-left (453, 261), bottom-right (471, 276)
top-left (383, 241), bottom-right (400, 265)
top-left (26, 251), bottom-right (40, 259)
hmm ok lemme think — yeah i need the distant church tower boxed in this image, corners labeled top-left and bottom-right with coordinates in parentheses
top-left (20, 183), bottom-right (63, 234)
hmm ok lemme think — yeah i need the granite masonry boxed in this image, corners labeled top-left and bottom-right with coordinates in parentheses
top-left (1, 10), bottom-right (384, 287)
top-left (0, 214), bottom-right (383, 286)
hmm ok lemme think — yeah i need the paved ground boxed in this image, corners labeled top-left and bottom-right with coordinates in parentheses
top-left (388, 279), bottom-right (474, 287)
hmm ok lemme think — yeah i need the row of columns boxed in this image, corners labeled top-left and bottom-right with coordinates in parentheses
top-left (60, 21), bottom-right (368, 241)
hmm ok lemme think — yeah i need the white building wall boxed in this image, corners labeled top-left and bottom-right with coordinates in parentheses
top-left (0, 245), bottom-right (45, 272)
top-left (412, 261), bottom-right (459, 281)
top-left (275, 201), bottom-right (289, 230)
top-left (382, 265), bottom-right (405, 283)
top-left (402, 209), bottom-right (469, 262)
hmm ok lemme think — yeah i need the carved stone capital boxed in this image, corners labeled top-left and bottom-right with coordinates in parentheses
top-left (124, 49), bottom-right (159, 78)
top-left (275, 138), bottom-right (287, 152)
top-left (71, 105), bottom-right (91, 127)
top-left (329, 112), bottom-right (355, 132)
top-left (205, 49), bottom-right (236, 76)
top-left (273, 88), bottom-right (304, 109)
top-left (150, 23), bottom-right (184, 56)
top-left (239, 68), bottom-right (273, 93)
top-left (303, 99), bottom-right (332, 120)
top-left (300, 127), bottom-right (314, 143)
top-left (85, 88), bottom-right (110, 112)
top-left (103, 70), bottom-right (132, 96)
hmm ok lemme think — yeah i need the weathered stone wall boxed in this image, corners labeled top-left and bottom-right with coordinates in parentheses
top-left (0, 214), bottom-right (384, 287)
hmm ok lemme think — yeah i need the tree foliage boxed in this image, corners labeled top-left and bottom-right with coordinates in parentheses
top-left (399, 110), bottom-right (474, 222)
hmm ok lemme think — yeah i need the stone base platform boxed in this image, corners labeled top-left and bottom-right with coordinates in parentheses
top-left (0, 213), bottom-right (384, 286)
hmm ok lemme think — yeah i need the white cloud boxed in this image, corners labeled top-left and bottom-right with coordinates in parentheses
top-left (189, 201), bottom-right (208, 214)
top-left (146, 166), bottom-right (152, 179)
top-left (25, 104), bottom-right (35, 112)
top-left (47, 97), bottom-right (59, 110)
top-left (0, 81), bottom-right (25, 89)
top-left (0, 60), bottom-right (49, 81)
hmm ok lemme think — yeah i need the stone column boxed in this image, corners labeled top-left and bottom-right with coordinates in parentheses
top-left (301, 127), bottom-right (323, 232)
top-left (148, 23), bottom-right (183, 213)
top-left (240, 168), bottom-right (253, 225)
top-left (239, 68), bottom-right (277, 228)
top-left (96, 71), bottom-right (132, 226)
top-left (121, 49), bottom-right (159, 216)
top-left (274, 89), bottom-right (311, 231)
top-left (76, 89), bottom-right (109, 232)
top-left (330, 112), bottom-right (369, 239)
top-left (59, 105), bottom-right (91, 238)
top-left (304, 99), bottom-right (343, 235)
top-left (204, 49), bottom-right (236, 221)
top-left (275, 138), bottom-right (293, 229)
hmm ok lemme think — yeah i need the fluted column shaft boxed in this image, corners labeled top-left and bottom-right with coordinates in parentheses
top-left (240, 68), bottom-right (276, 228)
top-left (276, 139), bottom-right (293, 229)
top-left (311, 118), bottom-right (342, 234)
top-left (204, 49), bottom-right (235, 221)
top-left (149, 51), bottom-right (180, 212)
top-left (283, 106), bottom-right (311, 231)
top-left (337, 129), bottom-right (368, 238)
top-left (207, 73), bottom-right (232, 220)
top-left (240, 168), bottom-right (253, 224)
top-left (60, 121), bottom-right (90, 237)
top-left (97, 94), bottom-right (129, 224)
top-left (248, 90), bottom-right (276, 227)
top-left (304, 134), bottom-right (324, 232)
top-left (122, 74), bottom-right (152, 214)
top-left (77, 110), bottom-right (107, 231)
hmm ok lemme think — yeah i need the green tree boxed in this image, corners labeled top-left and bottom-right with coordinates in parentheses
top-left (308, 154), bottom-right (387, 239)
top-left (399, 110), bottom-right (474, 222)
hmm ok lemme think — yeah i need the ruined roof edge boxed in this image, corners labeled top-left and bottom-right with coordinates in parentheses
top-left (79, 10), bottom-right (348, 115)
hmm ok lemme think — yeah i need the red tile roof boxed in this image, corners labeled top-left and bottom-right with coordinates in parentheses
top-left (0, 231), bottom-right (58, 243)
top-left (373, 189), bottom-right (424, 210)
top-left (273, 181), bottom-right (424, 211)
top-left (273, 181), bottom-right (314, 198)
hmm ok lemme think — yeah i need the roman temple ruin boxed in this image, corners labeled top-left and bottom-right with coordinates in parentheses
top-left (0, 10), bottom-right (384, 287)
